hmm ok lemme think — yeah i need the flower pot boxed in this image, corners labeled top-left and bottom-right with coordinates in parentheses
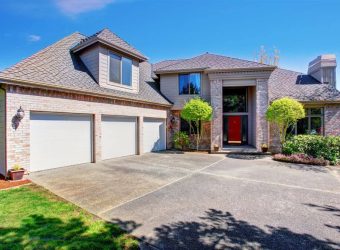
top-left (9, 169), bottom-right (25, 181)
top-left (261, 147), bottom-right (268, 153)
top-left (214, 146), bottom-right (219, 152)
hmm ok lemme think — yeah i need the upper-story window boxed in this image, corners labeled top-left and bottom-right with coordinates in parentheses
top-left (179, 73), bottom-right (201, 95)
top-left (109, 52), bottom-right (132, 86)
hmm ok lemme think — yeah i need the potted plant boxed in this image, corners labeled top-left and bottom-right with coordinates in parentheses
top-left (8, 164), bottom-right (25, 181)
top-left (213, 144), bottom-right (220, 152)
top-left (261, 143), bottom-right (268, 153)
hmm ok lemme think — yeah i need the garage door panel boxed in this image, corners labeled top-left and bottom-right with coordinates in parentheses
top-left (101, 116), bottom-right (137, 160)
top-left (143, 118), bottom-right (166, 153)
top-left (30, 113), bottom-right (92, 172)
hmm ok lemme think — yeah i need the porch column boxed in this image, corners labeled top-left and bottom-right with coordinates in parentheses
top-left (210, 79), bottom-right (223, 150)
top-left (255, 79), bottom-right (269, 150)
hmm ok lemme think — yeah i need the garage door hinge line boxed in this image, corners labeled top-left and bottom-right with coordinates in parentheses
top-left (97, 157), bottom-right (226, 216)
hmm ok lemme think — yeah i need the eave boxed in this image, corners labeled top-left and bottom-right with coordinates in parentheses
top-left (71, 37), bottom-right (148, 62)
top-left (0, 76), bottom-right (172, 108)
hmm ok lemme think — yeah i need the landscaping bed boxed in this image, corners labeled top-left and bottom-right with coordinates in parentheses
top-left (273, 135), bottom-right (340, 166)
top-left (0, 184), bottom-right (139, 249)
top-left (0, 175), bottom-right (31, 190)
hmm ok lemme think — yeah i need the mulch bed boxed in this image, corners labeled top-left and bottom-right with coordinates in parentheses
top-left (0, 175), bottom-right (31, 190)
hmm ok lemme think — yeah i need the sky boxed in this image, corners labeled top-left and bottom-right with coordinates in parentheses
top-left (0, 0), bottom-right (339, 89)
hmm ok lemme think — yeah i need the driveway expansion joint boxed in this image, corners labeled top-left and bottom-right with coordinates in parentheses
top-left (97, 157), bottom-right (227, 216)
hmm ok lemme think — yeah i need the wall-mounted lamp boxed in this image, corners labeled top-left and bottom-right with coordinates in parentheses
top-left (12, 106), bottom-right (25, 130)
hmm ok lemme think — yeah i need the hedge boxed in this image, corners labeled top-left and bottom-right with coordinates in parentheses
top-left (282, 135), bottom-right (340, 165)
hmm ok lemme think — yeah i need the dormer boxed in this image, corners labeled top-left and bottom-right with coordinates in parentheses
top-left (71, 29), bottom-right (147, 93)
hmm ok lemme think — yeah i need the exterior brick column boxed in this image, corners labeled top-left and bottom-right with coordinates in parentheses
top-left (93, 113), bottom-right (101, 162)
top-left (255, 79), bottom-right (269, 150)
top-left (210, 79), bottom-right (223, 150)
top-left (324, 104), bottom-right (340, 136)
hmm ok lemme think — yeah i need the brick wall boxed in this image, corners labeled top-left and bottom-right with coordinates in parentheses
top-left (210, 79), bottom-right (223, 150)
top-left (255, 79), bottom-right (269, 150)
top-left (324, 104), bottom-right (340, 136)
top-left (5, 85), bottom-right (168, 172)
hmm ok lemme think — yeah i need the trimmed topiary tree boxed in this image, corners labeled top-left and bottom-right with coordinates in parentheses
top-left (181, 98), bottom-right (213, 151)
top-left (266, 97), bottom-right (305, 147)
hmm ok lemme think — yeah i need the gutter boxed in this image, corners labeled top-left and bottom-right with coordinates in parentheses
top-left (0, 76), bottom-right (172, 108)
top-left (154, 66), bottom-right (276, 75)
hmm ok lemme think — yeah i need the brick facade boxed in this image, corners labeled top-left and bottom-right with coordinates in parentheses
top-left (4, 85), bottom-right (168, 173)
top-left (324, 104), bottom-right (340, 136)
top-left (255, 79), bottom-right (269, 150)
top-left (210, 79), bottom-right (223, 151)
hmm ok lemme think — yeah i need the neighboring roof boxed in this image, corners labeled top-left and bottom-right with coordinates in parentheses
top-left (153, 53), bottom-right (274, 73)
top-left (0, 32), bottom-right (170, 106)
top-left (269, 68), bottom-right (340, 102)
top-left (71, 28), bottom-right (147, 61)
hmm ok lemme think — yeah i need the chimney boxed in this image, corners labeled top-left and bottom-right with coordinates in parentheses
top-left (308, 54), bottom-right (336, 86)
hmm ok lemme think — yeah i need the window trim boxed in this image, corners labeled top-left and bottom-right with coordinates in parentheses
top-left (108, 51), bottom-right (133, 88)
top-left (291, 107), bottom-right (324, 135)
top-left (178, 73), bottom-right (202, 95)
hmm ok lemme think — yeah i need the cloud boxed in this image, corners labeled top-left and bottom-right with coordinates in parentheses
top-left (28, 35), bottom-right (41, 42)
top-left (55, 0), bottom-right (115, 15)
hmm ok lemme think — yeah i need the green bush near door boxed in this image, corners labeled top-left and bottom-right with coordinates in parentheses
top-left (282, 135), bottom-right (340, 165)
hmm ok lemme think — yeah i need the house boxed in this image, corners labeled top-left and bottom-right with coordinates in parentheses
top-left (0, 28), bottom-right (339, 175)
top-left (153, 53), bottom-right (340, 152)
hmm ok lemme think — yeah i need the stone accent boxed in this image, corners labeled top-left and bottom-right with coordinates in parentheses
top-left (255, 79), bottom-right (269, 150)
top-left (269, 124), bottom-right (281, 153)
top-left (4, 85), bottom-right (168, 172)
top-left (210, 79), bottom-right (223, 150)
top-left (324, 104), bottom-right (340, 136)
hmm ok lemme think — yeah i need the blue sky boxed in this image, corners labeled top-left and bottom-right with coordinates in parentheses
top-left (1, 0), bottom-right (339, 89)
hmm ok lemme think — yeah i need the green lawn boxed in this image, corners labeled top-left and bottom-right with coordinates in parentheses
top-left (0, 184), bottom-right (139, 250)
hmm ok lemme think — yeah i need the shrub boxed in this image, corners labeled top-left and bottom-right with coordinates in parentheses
top-left (173, 131), bottom-right (189, 150)
top-left (181, 98), bottom-right (213, 151)
top-left (273, 153), bottom-right (329, 166)
top-left (283, 135), bottom-right (340, 165)
top-left (266, 97), bottom-right (305, 146)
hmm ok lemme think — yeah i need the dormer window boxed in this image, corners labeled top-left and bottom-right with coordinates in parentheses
top-left (109, 52), bottom-right (132, 86)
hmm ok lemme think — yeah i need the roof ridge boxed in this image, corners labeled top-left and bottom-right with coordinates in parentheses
top-left (204, 52), bottom-right (273, 67)
top-left (1, 32), bottom-right (84, 73)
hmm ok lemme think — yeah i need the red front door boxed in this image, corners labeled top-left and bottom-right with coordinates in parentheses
top-left (228, 116), bottom-right (241, 144)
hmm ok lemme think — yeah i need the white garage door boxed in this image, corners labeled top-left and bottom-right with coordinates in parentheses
top-left (101, 116), bottom-right (137, 160)
top-left (143, 118), bottom-right (166, 153)
top-left (30, 113), bottom-right (92, 172)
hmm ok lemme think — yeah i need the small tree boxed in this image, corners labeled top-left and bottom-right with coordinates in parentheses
top-left (181, 98), bottom-right (213, 151)
top-left (266, 97), bottom-right (305, 147)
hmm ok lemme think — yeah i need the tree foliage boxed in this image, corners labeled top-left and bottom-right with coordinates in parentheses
top-left (181, 98), bottom-right (213, 150)
top-left (266, 97), bottom-right (305, 146)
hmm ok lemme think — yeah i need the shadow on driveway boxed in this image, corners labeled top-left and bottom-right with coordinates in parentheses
top-left (112, 209), bottom-right (338, 250)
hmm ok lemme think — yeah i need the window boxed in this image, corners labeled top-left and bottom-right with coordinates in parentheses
top-left (179, 73), bottom-right (201, 95)
top-left (223, 87), bottom-right (247, 113)
top-left (291, 108), bottom-right (324, 135)
top-left (180, 118), bottom-right (200, 135)
top-left (109, 52), bottom-right (132, 86)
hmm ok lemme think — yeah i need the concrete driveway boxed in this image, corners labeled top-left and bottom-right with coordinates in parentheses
top-left (30, 152), bottom-right (340, 249)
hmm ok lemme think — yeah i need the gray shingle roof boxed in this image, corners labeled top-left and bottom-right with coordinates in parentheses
top-left (269, 68), bottom-right (340, 102)
top-left (0, 32), bottom-right (170, 106)
top-left (72, 28), bottom-right (147, 61)
top-left (153, 53), bottom-right (273, 73)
